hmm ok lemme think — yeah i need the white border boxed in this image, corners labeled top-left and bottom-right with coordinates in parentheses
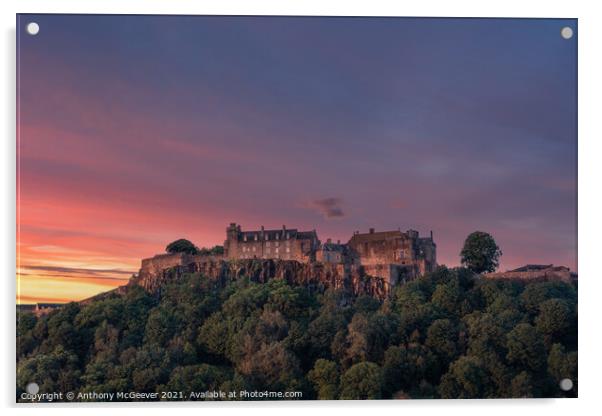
top-left (2, 1), bottom-right (601, 415)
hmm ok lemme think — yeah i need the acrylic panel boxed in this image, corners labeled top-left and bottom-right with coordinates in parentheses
top-left (16, 14), bottom-right (577, 402)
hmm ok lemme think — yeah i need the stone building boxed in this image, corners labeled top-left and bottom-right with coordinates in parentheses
top-left (485, 264), bottom-right (577, 282)
top-left (316, 239), bottom-right (353, 264)
top-left (224, 223), bottom-right (320, 262)
top-left (135, 224), bottom-right (437, 295)
top-left (347, 228), bottom-right (437, 285)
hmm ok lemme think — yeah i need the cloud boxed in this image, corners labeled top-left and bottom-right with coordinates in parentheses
top-left (20, 265), bottom-right (135, 277)
top-left (310, 197), bottom-right (345, 219)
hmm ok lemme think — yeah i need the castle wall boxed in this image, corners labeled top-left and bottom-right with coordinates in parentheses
top-left (139, 253), bottom-right (224, 280)
top-left (140, 253), bottom-right (190, 277)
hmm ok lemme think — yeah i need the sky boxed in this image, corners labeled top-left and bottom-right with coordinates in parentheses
top-left (16, 15), bottom-right (577, 303)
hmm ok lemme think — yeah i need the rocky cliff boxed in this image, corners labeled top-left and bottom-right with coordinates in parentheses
top-left (128, 254), bottom-right (391, 300)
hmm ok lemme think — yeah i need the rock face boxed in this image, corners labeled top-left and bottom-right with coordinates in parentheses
top-left (128, 253), bottom-right (392, 300)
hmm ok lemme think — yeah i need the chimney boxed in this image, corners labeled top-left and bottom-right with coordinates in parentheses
top-left (327, 238), bottom-right (332, 244)
top-left (337, 240), bottom-right (341, 244)
top-left (282, 224), bottom-right (286, 231)
top-left (430, 230), bottom-right (433, 240)
top-left (369, 228), bottom-right (375, 234)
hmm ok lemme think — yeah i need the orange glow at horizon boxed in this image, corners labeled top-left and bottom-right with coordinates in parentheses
top-left (16, 183), bottom-right (228, 304)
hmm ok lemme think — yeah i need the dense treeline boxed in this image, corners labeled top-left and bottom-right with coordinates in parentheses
top-left (16, 266), bottom-right (577, 401)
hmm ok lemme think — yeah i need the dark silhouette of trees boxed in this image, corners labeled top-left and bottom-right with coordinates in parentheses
top-left (460, 231), bottom-right (502, 273)
top-left (165, 239), bottom-right (199, 255)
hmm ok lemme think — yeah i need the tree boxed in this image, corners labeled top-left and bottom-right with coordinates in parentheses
top-left (308, 359), bottom-right (339, 399)
top-left (439, 356), bottom-right (488, 399)
top-left (506, 323), bottom-right (546, 372)
top-left (163, 364), bottom-right (229, 393)
top-left (460, 231), bottom-right (502, 274)
top-left (510, 371), bottom-right (533, 398)
top-left (382, 346), bottom-right (411, 396)
top-left (344, 314), bottom-right (370, 365)
top-left (431, 280), bottom-right (463, 316)
top-left (425, 319), bottom-right (459, 361)
top-left (198, 245), bottom-right (225, 256)
top-left (166, 239), bottom-right (199, 255)
top-left (339, 362), bottom-right (383, 399)
top-left (547, 343), bottom-right (577, 388)
top-left (535, 299), bottom-right (572, 343)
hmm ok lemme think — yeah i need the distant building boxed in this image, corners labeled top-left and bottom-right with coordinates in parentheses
top-left (224, 223), bottom-right (320, 262)
top-left (17, 303), bottom-right (62, 317)
top-left (34, 303), bottom-right (62, 316)
top-left (485, 264), bottom-right (577, 282)
top-left (348, 228), bottom-right (437, 284)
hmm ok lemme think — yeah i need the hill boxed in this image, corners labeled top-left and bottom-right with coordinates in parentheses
top-left (16, 265), bottom-right (577, 401)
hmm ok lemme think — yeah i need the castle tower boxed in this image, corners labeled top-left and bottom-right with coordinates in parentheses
top-left (224, 223), bottom-right (240, 259)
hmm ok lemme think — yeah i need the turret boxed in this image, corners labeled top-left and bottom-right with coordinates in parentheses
top-left (225, 223), bottom-right (240, 259)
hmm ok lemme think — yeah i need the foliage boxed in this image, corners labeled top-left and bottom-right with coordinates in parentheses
top-left (339, 362), bottom-right (383, 399)
top-left (198, 246), bottom-right (225, 256)
top-left (165, 239), bottom-right (199, 255)
top-left (460, 231), bottom-right (502, 273)
top-left (16, 266), bottom-right (577, 401)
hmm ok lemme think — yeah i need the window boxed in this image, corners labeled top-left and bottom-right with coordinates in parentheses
top-left (252, 246), bottom-right (256, 252)
top-left (266, 241), bottom-right (271, 247)
top-left (244, 235), bottom-right (247, 242)
top-left (254, 234), bottom-right (258, 241)
top-left (286, 233), bottom-right (290, 239)
top-left (276, 242), bottom-right (280, 247)
top-left (286, 247), bottom-right (290, 253)
top-left (266, 248), bottom-right (271, 254)
top-left (275, 248), bottom-right (279, 253)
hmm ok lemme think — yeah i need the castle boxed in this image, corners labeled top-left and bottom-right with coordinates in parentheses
top-left (223, 223), bottom-right (436, 284)
top-left (223, 223), bottom-right (320, 262)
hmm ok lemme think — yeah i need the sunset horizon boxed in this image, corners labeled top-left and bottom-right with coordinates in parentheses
top-left (17, 15), bottom-right (577, 304)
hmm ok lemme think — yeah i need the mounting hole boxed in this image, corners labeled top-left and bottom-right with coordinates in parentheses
top-left (26, 22), bottom-right (40, 36)
top-left (559, 378), bottom-right (573, 391)
top-left (560, 26), bottom-right (573, 40)
top-left (26, 382), bottom-right (39, 394)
